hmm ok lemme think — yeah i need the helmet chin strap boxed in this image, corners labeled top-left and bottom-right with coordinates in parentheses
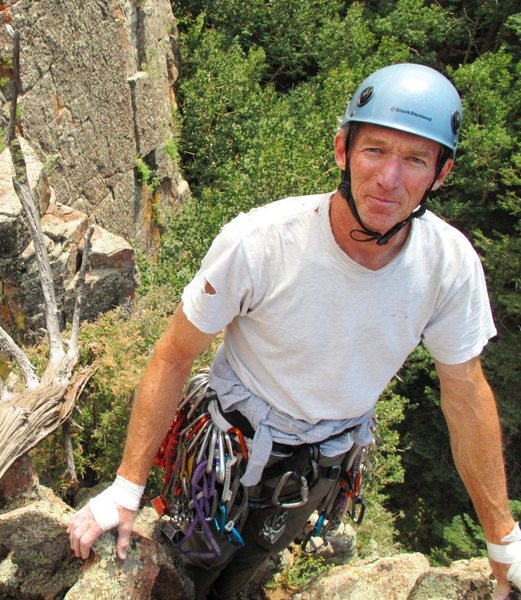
top-left (338, 140), bottom-right (447, 246)
top-left (337, 170), bottom-right (430, 246)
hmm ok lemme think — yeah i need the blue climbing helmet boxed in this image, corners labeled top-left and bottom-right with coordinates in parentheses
top-left (337, 64), bottom-right (463, 245)
top-left (341, 63), bottom-right (462, 157)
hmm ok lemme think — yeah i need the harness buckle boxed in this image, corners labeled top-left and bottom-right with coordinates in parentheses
top-left (326, 464), bottom-right (342, 481)
top-left (272, 471), bottom-right (309, 508)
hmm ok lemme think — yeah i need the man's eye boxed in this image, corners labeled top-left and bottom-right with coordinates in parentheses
top-left (410, 156), bottom-right (427, 165)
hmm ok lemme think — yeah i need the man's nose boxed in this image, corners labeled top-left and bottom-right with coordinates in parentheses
top-left (377, 154), bottom-right (402, 189)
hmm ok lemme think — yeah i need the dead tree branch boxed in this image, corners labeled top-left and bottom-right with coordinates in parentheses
top-left (0, 327), bottom-right (39, 395)
top-left (69, 227), bottom-right (94, 352)
top-left (0, 16), bottom-right (95, 482)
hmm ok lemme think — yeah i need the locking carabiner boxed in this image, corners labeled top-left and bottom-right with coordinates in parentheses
top-left (272, 472), bottom-right (309, 508)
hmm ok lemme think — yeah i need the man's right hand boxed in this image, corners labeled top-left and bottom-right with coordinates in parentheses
top-left (67, 502), bottom-right (137, 560)
top-left (67, 475), bottom-right (145, 560)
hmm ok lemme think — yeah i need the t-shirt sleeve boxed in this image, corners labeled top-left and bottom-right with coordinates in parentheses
top-left (181, 220), bottom-right (255, 334)
top-left (421, 253), bottom-right (497, 364)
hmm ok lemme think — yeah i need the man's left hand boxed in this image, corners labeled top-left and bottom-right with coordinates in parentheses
top-left (488, 523), bottom-right (521, 600)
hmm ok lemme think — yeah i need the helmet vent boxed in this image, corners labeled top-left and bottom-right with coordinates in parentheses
top-left (357, 86), bottom-right (374, 107)
top-left (451, 111), bottom-right (461, 134)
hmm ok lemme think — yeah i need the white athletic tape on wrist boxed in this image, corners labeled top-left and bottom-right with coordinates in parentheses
top-left (89, 493), bottom-right (120, 531)
top-left (507, 561), bottom-right (521, 587)
top-left (111, 475), bottom-right (145, 511)
top-left (487, 523), bottom-right (521, 564)
top-left (500, 522), bottom-right (521, 544)
top-left (87, 476), bottom-right (145, 532)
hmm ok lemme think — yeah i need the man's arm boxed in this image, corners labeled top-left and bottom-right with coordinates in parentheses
top-left (436, 356), bottom-right (516, 597)
top-left (118, 302), bottom-right (216, 484)
top-left (68, 302), bottom-right (217, 559)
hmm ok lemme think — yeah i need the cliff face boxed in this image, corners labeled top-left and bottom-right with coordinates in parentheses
top-left (0, 0), bottom-right (189, 336)
top-left (1, 0), bottom-right (188, 254)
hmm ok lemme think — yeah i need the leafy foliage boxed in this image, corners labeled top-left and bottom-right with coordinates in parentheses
top-left (271, 551), bottom-right (331, 591)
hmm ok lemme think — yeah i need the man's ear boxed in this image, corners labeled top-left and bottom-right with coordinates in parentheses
top-left (334, 131), bottom-right (348, 171)
top-left (432, 158), bottom-right (454, 191)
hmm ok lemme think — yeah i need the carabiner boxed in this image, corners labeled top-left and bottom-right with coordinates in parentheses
top-left (272, 472), bottom-right (309, 508)
top-left (185, 418), bottom-right (211, 454)
top-left (213, 504), bottom-right (227, 532)
top-left (196, 421), bottom-right (214, 464)
top-left (216, 430), bottom-right (227, 484)
top-left (206, 426), bottom-right (219, 474)
top-left (181, 412), bottom-right (210, 438)
top-left (221, 432), bottom-right (237, 502)
top-left (228, 427), bottom-right (249, 460)
top-left (178, 372), bottom-right (209, 411)
top-left (349, 497), bottom-right (366, 525)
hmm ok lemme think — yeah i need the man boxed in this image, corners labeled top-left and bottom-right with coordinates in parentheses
top-left (68, 64), bottom-right (521, 599)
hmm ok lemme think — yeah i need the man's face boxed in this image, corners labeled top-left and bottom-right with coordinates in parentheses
top-left (336, 123), bottom-right (452, 234)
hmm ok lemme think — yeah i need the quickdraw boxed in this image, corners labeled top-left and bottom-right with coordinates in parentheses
top-left (300, 418), bottom-right (378, 554)
top-left (152, 370), bottom-right (249, 559)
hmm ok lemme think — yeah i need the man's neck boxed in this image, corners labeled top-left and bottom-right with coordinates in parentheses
top-left (329, 191), bottom-right (411, 271)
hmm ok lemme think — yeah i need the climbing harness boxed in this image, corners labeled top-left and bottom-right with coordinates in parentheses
top-left (153, 370), bottom-right (377, 557)
top-left (152, 370), bottom-right (249, 559)
top-left (216, 400), bottom-right (351, 511)
top-left (300, 418), bottom-right (378, 554)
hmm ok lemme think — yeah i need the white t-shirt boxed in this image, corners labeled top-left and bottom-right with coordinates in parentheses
top-left (182, 192), bottom-right (496, 423)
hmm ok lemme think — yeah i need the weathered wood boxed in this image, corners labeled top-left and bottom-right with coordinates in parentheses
top-left (0, 326), bottom-right (39, 394)
top-left (13, 175), bottom-right (65, 363)
top-left (0, 14), bottom-right (95, 486)
top-left (0, 361), bottom-right (96, 481)
top-left (70, 226), bottom-right (94, 350)
top-left (62, 419), bottom-right (77, 483)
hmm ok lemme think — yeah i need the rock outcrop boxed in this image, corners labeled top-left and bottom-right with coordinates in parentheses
top-left (0, 140), bottom-right (138, 336)
top-left (0, 474), bottom-right (498, 600)
top-left (0, 476), bottom-right (193, 599)
top-left (291, 553), bottom-right (494, 599)
top-left (0, 0), bottom-right (189, 255)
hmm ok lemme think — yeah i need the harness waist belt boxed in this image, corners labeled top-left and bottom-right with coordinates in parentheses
top-left (215, 393), bottom-right (356, 453)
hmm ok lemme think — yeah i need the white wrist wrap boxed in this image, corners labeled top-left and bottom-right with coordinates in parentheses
top-left (88, 476), bottom-right (145, 532)
top-left (110, 475), bottom-right (145, 511)
top-left (487, 523), bottom-right (521, 564)
top-left (89, 493), bottom-right (120, 532)
top-left (507, 561), bottom-right (521, 586)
